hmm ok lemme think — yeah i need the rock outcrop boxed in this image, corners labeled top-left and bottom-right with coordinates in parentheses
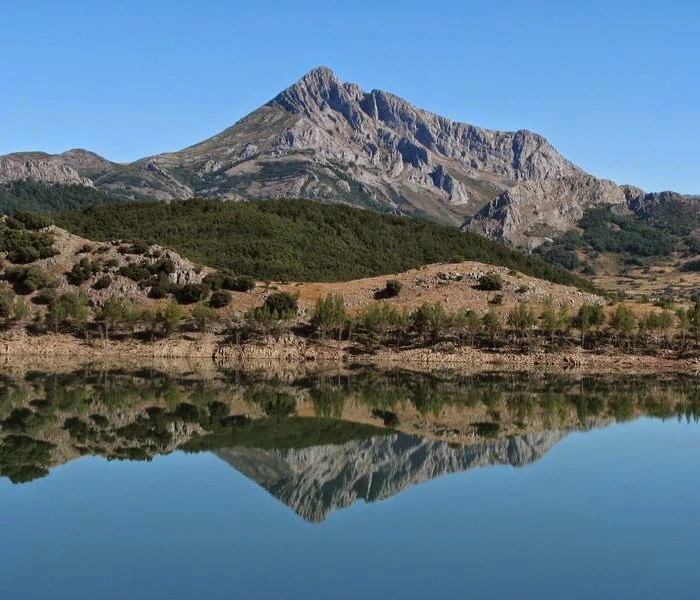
top-left (0, 153), bottom-right (94, 187)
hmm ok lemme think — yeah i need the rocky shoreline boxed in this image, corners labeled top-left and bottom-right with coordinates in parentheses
top-left (1, 329), bottom-right (698, 374)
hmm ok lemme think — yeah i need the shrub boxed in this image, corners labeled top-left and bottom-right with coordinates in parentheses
top-left (147, 278), bottom-right (171, 299)
top-left (411, 302), bottom-right (447, 341)
top-left (2, 229), bottom-right (57, 263)
top-left (66, 257), bottom-right (100, 285)
top-left (119, 240), bottom-right (150, 255)
top-left (174, 283), bottom-right (210, 305)
top-left (32, 288), bottom-right (58, 305)
top-left (0, 282), bottom-right (14, 318)
top-left (192, 302), bottom-right (218, 331)
top-left (209, 290), bottom-right (232, 309)
top-left (477, 271), bottom-right (503, 291)
top-left (159, 300), bottom-right (183, 335)
top-left (4, 265), bottom-right (58, 295)
top-left (371, 409), bottom-right (399, 428)
top-left (263, 291), bottom-right (298, 319)
top-left (92, 275), bottom-right (113, 290)
top-left (203, 272), bottom-right (223, 291)
top-left (488, 293), bottom-right (503, 305)
top-left (225, 275), bottom-right (256, 293)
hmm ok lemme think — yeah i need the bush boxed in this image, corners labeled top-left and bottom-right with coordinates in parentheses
top-left (374, 279), bottom-right (404, 300)
top-left (147, 278), bottom-right (171, 299)
top-left (209, 290), bottom-right (232, 309)
top-left (246, 291), bottom-right (299, 323)
top-left (119, 240), bottom-right (151, 255)
top-left (477, 271), bottom-right (503, 291)
top-left (32, 288), bottom-right (58, 305)
top-left (92, 275), bottom-right (113, 290)
top-left (1, 228), bottom-right (57, 263)
top-left (174, 283), bottom-right (210, 305)
top-left (192, 302), bottom-right (218, 331)
top-left (203, 272), bottom-right (223, 291)
top-left (263, 291), bottom-right (298, 319)
top-left (411, 302), bottom-right (447, 341)
top-left (225, 275), bottom-right (256, 293)
top-left (66, 257), bottom-right (100, 285)
top-left (0, 282), bottom-right (14, 318)
top-left (4, 265), bottom-right (58, 295)
top-left (371, 409), bottom-right (399, 428)
top-left (488, 293), bottom-right (503, 305)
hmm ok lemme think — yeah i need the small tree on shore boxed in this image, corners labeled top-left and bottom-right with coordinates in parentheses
top-left (609, 304), bottom-right (636, 349)
top-left (311, 293), bottom-right (349, 340)
top-left (576, 303), bottom-right (606, 347)
top-left (411, 302), bottom-right (447, 343)
top-left (482, 309), bottom-right (502, 344)
top-left (159, 300), bottom-right (183, 336)
top-left (98, 295), bottom-right (133, 340)
top-left (192, 302), bottom-right (218, 332)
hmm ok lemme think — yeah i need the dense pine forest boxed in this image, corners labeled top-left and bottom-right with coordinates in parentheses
top-left (53, 198), bottom-right (595, 289)
top-left (0, 181), bottom-right (126, 214)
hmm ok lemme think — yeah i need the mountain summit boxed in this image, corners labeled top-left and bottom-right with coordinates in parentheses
top-left (0, 67), bottom-right (679, 247)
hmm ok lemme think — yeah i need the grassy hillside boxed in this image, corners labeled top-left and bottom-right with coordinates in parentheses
top-left (0, 181), bottom-right (125, 214)
top-left (54, 198), bottom-right (595, 290)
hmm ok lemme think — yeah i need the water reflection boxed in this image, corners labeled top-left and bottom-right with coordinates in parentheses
top-left (1, 366), bottom-right (699, 517)
top-left (217, 431), bottom-right (566, 522)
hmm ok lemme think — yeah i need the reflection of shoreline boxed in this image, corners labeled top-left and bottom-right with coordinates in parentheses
top-left (216, 430), bottom-right (570, 523)
top-left (1, 365), bottom-right (696, 487)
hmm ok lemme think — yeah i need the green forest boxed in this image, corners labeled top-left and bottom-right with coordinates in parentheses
top-left (53, 198), bottom-right (594, 289)
top-left (0, 180), bottom-right (126, 214)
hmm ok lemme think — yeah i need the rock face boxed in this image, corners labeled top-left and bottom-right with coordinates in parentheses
top-left (0, 152), bottom-right (94, 187)
top-left (217, 430), bottom-right (568, 523)
top-left (2, 67), bottom-right (696, 247)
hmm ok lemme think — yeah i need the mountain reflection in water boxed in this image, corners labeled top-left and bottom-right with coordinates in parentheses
top-left (1, 365), bottom-right (699, 512)
top-left (217, 430), bottom-right (567, 522)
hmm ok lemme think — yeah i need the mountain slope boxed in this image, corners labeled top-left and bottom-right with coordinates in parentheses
top-left (2, 67), bottom-right (696, 248)
top-left (53, 198), bottom-right (595, 288)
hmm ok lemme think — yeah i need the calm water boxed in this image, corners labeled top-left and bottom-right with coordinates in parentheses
top-left (1, 368), bottom-right (699, 599)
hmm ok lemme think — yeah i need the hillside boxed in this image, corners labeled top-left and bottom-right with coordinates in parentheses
top-left (2, 67), bottom-right (697, 249)
top-left (0, 180), bottom-right (126, 214)
top-left (52, 198), bottom-right (594, 290)
top-left (532, 194), bottom-right (700, 301)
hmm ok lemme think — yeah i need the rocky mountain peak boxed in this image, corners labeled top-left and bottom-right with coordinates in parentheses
top-left (4, 66), bottom-right (690, 250)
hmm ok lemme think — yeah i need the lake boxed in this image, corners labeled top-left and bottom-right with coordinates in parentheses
top-left (1, 366), bottom-right (699, 599)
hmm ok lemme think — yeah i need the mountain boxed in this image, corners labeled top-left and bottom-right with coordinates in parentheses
top-left (2, 66), bottom-right (696, 248)
top-left (217, 430), bottom-right (568, 523)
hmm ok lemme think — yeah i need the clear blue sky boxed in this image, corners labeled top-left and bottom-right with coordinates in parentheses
top-left (2, 0), bottom-right (699, 193)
